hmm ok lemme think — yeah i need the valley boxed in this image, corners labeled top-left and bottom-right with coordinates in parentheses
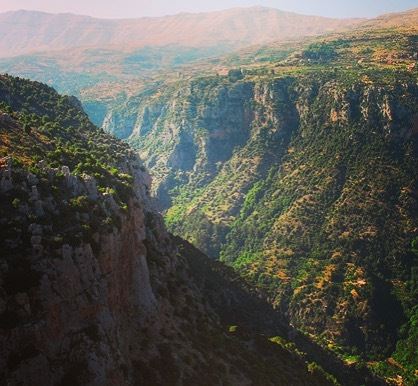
top-left (0, 5), bottom-right (417, 386)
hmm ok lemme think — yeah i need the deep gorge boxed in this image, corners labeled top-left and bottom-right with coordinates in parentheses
top-left (1, 7), bottom-right (418, 386)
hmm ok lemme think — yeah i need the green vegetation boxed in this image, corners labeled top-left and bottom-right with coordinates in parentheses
top-left (0, 74), bottom-right (138, 262)
top-left (382, 239), bottom-right (418, 382)
top-left (228, 325), bottom-right (238, 333)
top-left (302, 42), bottom-right (338, 62)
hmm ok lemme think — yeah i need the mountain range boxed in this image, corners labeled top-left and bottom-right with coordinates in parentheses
top-left (0, 7), bottom-right (364, 58)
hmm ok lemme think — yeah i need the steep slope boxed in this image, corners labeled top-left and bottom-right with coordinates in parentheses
top-left (0, 74), bottom-right (346, 385)
top-left (114, 29), bottom-right (418, 384)
top-left (178, 237), bottom-right (388, 386)
top-left (0, 8), bottom-right (362, 58)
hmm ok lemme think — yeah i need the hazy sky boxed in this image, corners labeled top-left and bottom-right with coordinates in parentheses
top-left (0, 0), bottom-right (417, 19)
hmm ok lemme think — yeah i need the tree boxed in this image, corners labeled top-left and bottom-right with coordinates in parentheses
top-left (228, 69), bottom-right (244, 82)
top-left (23, 123), bottom-right (32, 134)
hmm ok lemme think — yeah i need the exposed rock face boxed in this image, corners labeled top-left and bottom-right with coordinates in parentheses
top-left (0, 139), bottom-right (346, 386)
top-left (0, 157), bottom-right (159, 385)
top-left (121, 77), bottom-right (301, 254)
top-left (123, 80), bottom-right (257, 210)
top-left (0, 156), bottom-right (12, 192)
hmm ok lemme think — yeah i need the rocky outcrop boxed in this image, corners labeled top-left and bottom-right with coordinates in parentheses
top-left (0, 156), bottom-right (12, 193)
top-left (0, 156), bottom-right (160, 385)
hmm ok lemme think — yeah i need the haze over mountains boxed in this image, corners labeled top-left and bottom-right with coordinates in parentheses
top-left (0, 7), bottom-right (364, 57)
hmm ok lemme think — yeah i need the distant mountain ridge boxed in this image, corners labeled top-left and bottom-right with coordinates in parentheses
top-left (0, 7), bottom-right (363, 57)
top-left (361, 7), bottom-right (418, 29)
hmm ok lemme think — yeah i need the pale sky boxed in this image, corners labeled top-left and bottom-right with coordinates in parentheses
top-left (0, 0), bottom-right (417, 19)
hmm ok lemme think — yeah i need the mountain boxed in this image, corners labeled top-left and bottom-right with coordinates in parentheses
top-left (99, 27), bottom-right (418, 384)
top-left (361, 7), bottom-right (418, 30)
top-left (0, 7), bottom-right (363, 58)
top-left (0, 74), bottom-right (362, 385)
top-left (1, 7), bottom-right (417, 385)
top-left (0, 7), bottom-right (364, 99)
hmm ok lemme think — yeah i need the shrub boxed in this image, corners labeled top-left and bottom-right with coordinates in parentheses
top-left (12, 198), bottom-right (21, 209)
top-left (69, 195), bottom-right (90, 211)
